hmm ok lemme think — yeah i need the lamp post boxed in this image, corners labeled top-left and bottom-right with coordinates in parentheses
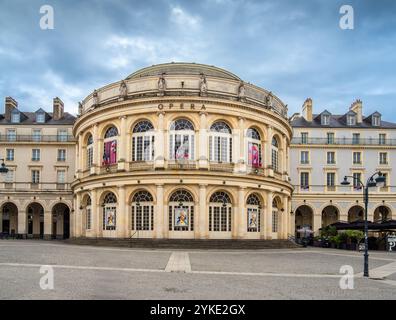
top-left (0, 159), bottom-right (9, 175)
top-left (341, 171), bottom-right (386, 277)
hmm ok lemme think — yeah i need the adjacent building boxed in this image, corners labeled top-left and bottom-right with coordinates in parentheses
top-left (290, 98), bottom-right (395, 235)
top-left (0, 97), bottom-right (75, 239)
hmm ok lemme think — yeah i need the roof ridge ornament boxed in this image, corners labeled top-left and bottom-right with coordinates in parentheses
top-left (157, 73), bottom-right (166, 97)
top-left (238, 81), bottom-right (246, 102)
top-left (199, 73), bottom-right (208, 97)
top-left (119, 80), bottom-right (128, 101)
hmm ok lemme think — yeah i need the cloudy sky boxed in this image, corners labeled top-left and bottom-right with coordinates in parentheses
top-left (0, 0), bottom-right (395, 120)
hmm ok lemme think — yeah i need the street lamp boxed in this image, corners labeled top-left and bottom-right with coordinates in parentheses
top-left (341, 171), bottom-right (386, 277)
top-left (0, 159), bottom-right (9, 175)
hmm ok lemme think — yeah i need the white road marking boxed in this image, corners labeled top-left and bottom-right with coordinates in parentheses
top-left (165, 252), bottom-right (191, 273)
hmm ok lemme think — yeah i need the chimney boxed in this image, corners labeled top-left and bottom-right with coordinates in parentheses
top-left (302, 98), bottom-right (313, 122)
top-left (350, 99), bottom-right (362, 123)
top-left (53, 97), bottom-right (64, 120)
top-left (4, 97), bottom-right (18, 121)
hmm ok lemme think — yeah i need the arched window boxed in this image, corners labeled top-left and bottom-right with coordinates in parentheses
top-left (247, 194), bottom-right (261, 232)
top-left (169, 119), bottom-right (195, 161)
top-left (131, 191), bottom-right (154, 231)
top-left (85, 195), bottom-right (92, 230)
top-left (209, 121), bottom-right (232, 163)
top-left (247, 128), bottom-right (262, 167)
top-left (209, 191), bottom-right (232, 232)
top-left (271, 137), bottom-right (279, 172)
top-left (272, 198), bottom-right (280, 233)
top-left (168, 190), bottom-right (194, 232)
top-left (102, 192), bottom-right (117, 231)
top-left (132, 121), bottom-right (155, 162)
top-left (103, 127), bottom-right (118, 166)
top-left (86, 134), bottom-right (93, 169)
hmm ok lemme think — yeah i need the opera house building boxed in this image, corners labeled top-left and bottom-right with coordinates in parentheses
top-left (72, 63), bottom-right (293, 240)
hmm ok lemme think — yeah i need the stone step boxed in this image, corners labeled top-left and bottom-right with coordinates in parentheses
top-left (64, 238), bottom-right (301, 250)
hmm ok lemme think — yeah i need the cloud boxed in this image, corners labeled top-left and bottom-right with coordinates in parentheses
top-left (170, 6), bottom-right (201, 30)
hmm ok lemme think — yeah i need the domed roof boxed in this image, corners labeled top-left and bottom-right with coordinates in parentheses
top-left (126, 62), bottom-right (241, 81)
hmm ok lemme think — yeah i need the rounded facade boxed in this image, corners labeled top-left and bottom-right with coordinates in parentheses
top-left (72, 63), bottom-right (293, 240)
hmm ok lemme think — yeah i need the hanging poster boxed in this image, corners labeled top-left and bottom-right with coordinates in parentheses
top-left (248, 209), bottom-right (258, 229)
top-left (102, 140), bottom-right (117, 165)
top-left (174, 207), bottom-right (189, 227)
top-left (105, 208), bottom-right (116, 228)
top-left (248, 143), bottom-right (260, 167)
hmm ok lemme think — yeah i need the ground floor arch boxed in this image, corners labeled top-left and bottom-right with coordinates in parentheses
top-left (374, 206), bottom-right (392, 222)
top-left (322, 205), bottom-right (339, 228)
top-left (295, 205), bottom-right (313, 238)
top-left (26, 202), bottom-right (44, 238)
top-left (1, 202), bottom-right (18, 235)
top-left (52, 203), bottom-right (70, 239)
top-left (348, 205), bottom-right (364, 222)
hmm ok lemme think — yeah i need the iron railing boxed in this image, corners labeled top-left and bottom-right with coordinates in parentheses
top-left (0, 182), bottom-right (72, 192)
top-left (0, 135), bottom-right (75, 143)
top-left (291, 137), bottom-right (396, 146)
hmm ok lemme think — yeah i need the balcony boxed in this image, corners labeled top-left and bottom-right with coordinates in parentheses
top-left (0, 135), bottom-right (75, 143)
top-left (0, 182), bottom-right (72, 192)
top-left (291, 137), bottom-right (396, 146)
top-left (293, 185), bottom-right (394, 193)
top-left (208, 162), bottom-right (235, 173)
top-left (167, 160), bottom-right (197, 170)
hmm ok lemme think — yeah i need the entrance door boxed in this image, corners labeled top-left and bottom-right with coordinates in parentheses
top-left (63, 212), bottom-right (70, 239)
top-left (2, 220), bottom-right (10, 233)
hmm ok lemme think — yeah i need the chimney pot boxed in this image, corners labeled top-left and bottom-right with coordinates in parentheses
top-left (5, 97), bottom-right (18, 121)
top-left (53, 97), bottom-right (64, 120)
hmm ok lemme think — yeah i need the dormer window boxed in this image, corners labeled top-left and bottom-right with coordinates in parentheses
top-left (373, 115), bottom-right (381, 127)
top-left (36, 112), bottom-right (45, 123)
top-left (11, 110), bottom-right (20, 123)
top-left (347, 114), bottom-right (356, 126)
top-left (322, 114), bottom-right (330, 126)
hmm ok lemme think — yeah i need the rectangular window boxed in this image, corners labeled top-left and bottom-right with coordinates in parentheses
top-left (327, 172), bottom-right (335, 189)
top-left (300, 151), bottom-right (309, 164)
top-left (373, 116), bottom-right (380, 126)
top-left (327, 152), bottom-right (335, 164)
top-left (352, 133), bottom-right (360, 145)
top-left (6, 149), bottom-right (14, 161)
top-left (353, 173), bottom-right (362, 190)
top-left (301, 132), bottom-right (308, 144)
top-left (57, 170), bottom-right (66, 183)
top-left (32, 149), bottom-right (40, 161)
top-left (300, 172), bottom-right (309, 190)
top-left (379, 134), bottom-right (386, 145)
top-left (322, 115), bottom-right (330, 125)
top-left (31, 170), bottom-right (40, 184)
top-left (5, 169), bottom-right (14, 184)
top-left (353, 152), bottom-right (362, 165)
top-left (58, 149), bottom-right (66, 161)
top-left (36, 113), bottom-right (45, 123)
top-left (57, 129), bottom-right (68, 142)
top-left (11, 113), bottom-right (20, 123)
top-left (379, 152), bottom-right (388, 165)
top-left (86, 207), bottom-right (91, 230)
top-left (272, 210), bottom-right (278, 233)
top-left (348, 115), bottom-right (356, 126)
top-left (32, 129), bottom-right (41, 142)
top-left (327, 133), bottom-right (335, 144)
top-left (6, 129), bottom-right (16, 142)
top-left (87, 147), bottom-right (93, 168)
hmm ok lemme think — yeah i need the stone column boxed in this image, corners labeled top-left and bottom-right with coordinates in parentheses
top-left (90, 124), bottom-right (101, 173)
top-left (78, 134), bottom-right (84, 176)
top-left (313, 214), bottom-right (322, 237)
top-left (266, 126), bottom-right (274, 177)
top-left (0, 210), bottom-right (2, 233)
top-left (238, 117), bottom-right (246, 173)
top-left (198, 112), bottom-right (208, 169)
top-left (90, 189), bottom-right (99, 238)
top-left (198, 184), bottom-right (207, 239)
top-left (117, 186), bottom-right (126, 238)
top-left (18, 210), bottom-right (27, 238)
top-left (44, 210), bottom-right (52, 239)
top-left (75, 193), bottom-right (82, 238)
top-left (238, 187), bottom-right (246, 239)
top-left (118, 116), bottom-right (127, 171)
top-left (281, 196), bottom-right (289, 239)
top-left (266, 191), bottom-right (273, 239)
top-left (155, 184), bottom-right (164, 238)
top-left (154, 112), bottom-right (165, 169)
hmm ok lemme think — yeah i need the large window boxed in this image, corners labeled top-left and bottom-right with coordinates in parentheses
top-left (272, 199), bottom-right (280, 233)
top-left (132, 121), bottom-right (155, 162)
top-left (271, 137), bottom-right (279, 172)
top-left (353, 173), bottom-right (362, 191)
top-left (247, 194), bottom-right (261, 232)
top-left (353, 152), bottom-right (362, 165)
top-left (57, 129), bottom-right (68, 142)
top-left (102, 192), bottom-right (117, 231)
top-left (6, 149), bottom-right (14, 161)
top-left (85, 196), bottom-right (92, 230)
top-left (169, 119), bottom-right (195, 161)
top-left (300, 172), bottom-right (309, 190)
top-left (131, 191), bottom-right (154, 231)
top-left (300, 151), bottom-right (309, 164)
top-left (327, 152), bottom-right (335, 164)
top-left (103, 127), bottom-right (118, 166)
top-left (32, 129), bottom-right (41, 142)
top-left (168, 190), bottom-right (194, 232)
top-left (6, 129), bottom-right (16, 142)
top-left (209, 191), bottom-right (232, 232)
top-left (58, 149), bottom-right (66, 162)
top-left (32, 149), bottom-right (40, 161)
top-left (86, 134), bottom-right (93, 169)
top-left (31, 170), bottom-right (40, 184)
top-left (247, 128), bottom-right (262, 167)
top-left (209, 121), bottom-right (232, 163)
